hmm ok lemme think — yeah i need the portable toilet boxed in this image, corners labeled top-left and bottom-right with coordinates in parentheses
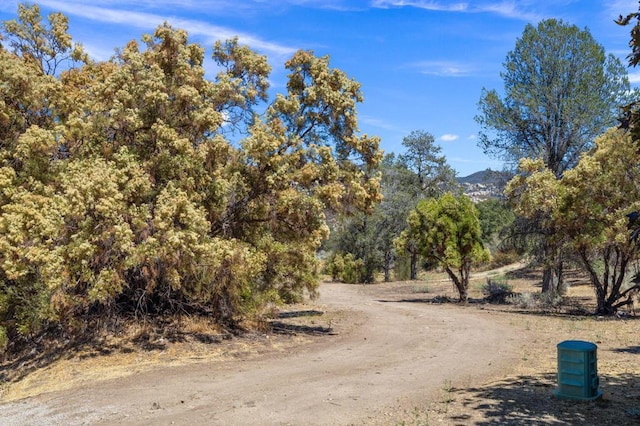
top-left (554, 340), bottom-right (602, 401)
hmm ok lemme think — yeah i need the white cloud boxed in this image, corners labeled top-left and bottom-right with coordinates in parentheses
top-left (80, 41), bottom-right (118, 62)
top-left (440, 134), bottom-right (459, 142)
top-left (604, 0), bottom-right (638, 18)
top-left (263, 0), bottom-right (367, 11)
top-left (371, 0), bottom-right (542, 21)
top-left (628, 71), bottom-right (640, 84)
top-left (37, 0), bottom-right (297, 59)
top-left (41, 0), bottom-right (270, 14)
top-left (411, 60), bottom-right (473, 77)
top-left (360, 115), bottom-right (402, 131)
top-left (371, 0), bottom-right (467, 12)
top-left (478, 1), bottom-right (541, 21)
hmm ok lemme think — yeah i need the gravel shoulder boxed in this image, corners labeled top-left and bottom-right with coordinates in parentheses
top-left (0, 281), bottom-right (526, 425)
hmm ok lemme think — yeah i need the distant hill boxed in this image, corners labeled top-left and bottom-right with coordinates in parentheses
top-left (457, 169), bottom-right (512, 202)
top-left (457, 169), bottom-right (512, 185)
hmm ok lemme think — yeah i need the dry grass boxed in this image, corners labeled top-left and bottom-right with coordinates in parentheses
top-left (0, 307), bottom-right (337, 401)
top-left (415, 315), bottom-right (640, 425)
top-left (393, 266), bottom-right (640, 425)
top-left (2, 264), bottom-right (640, 425)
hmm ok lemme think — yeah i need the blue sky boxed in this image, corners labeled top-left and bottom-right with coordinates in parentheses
top-left (1, 1), bottom-right (638, 176)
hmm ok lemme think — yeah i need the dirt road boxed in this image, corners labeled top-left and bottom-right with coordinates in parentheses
top-left (0, 282), bottom-right (524, 425)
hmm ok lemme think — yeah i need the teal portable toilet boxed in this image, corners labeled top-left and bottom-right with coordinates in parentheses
top-left (554, 340), bottom-right (602, 401)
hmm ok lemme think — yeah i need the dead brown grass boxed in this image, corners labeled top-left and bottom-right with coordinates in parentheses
top-left (392, 266), bottom-right (640, 425)
top-left (0, 307), bottom-right (337, 401)
top-left (2, 264), bottom-right (640, 425)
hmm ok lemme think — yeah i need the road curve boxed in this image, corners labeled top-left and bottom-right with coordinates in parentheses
top-left (0, 282), bottom-right (522, 425)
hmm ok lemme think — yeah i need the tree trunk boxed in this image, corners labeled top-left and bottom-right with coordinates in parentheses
top-left (596, 293), bottom-right (615, 316)
top-left (383, 250), bottom-right (392, 282)
top-left (541, 266), bottom-right (554, 293)
top-left (459, 263), bottom-right (471, 303)
top-left (410, 251), bottom-right (418, 280)
top-left (556, 262), bottom-right (565, 294)
top-left (541, 263), bottom-right (564, 294)
top-left (540, 236), bottom-right (565, 294)
top-left (445, 267), bottom-right (468, 303)
top-left (580, 248), bottom-right (619, 316)
top-left (458, 283), bottom-right (468, 303)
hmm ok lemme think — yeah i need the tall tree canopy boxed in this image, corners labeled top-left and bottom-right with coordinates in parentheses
top-left (477, 19), bottom-right (631, 178)
top-left (325, 131), bottom-right (456, 283)
top-left (398, 130), bottom-right (456, 199)
top-left (479, 18), bottom-right (632, 294)
top-left (0, 4), bottom-right (381, 352)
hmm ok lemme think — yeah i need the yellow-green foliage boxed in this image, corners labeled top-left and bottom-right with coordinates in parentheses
top-left (326, 252), bottom-right (366, 284)
top-left (508, 128), bottom-right (640, 314)
top-left (0, 4), bottom-right (381, 348)
top-left (0, 326), bottom-right (7, 351)
top-left (396, 193), bottom-right (489, 301)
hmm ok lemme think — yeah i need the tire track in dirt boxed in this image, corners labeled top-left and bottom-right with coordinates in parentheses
top-left (0, 282), bottom-right (524, 425)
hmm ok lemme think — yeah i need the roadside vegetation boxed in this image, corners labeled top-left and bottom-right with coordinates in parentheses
top-left (0, 3), bottom-right (381, 357)
top-left (3, 6), bottom-right (640, 421)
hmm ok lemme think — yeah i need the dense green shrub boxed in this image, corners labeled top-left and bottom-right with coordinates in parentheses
top-left (325, 253), bottom-right (367, 284)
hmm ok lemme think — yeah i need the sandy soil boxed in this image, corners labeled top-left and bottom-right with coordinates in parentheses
top-left (0, 280), bottom-right (526, 425)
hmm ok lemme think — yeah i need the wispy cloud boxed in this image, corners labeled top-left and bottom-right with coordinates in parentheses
top-left (628, 71), bottom-right (640, 84)
top-left (439, 134), bottom-right (459, 142)
top-left (604, 0), bottom-right (638, 19)
top-left (371, 0), bottom-right (542, 21)
top-left (38, 0), bottom-right (297, 59)
top-left (479, 1), bottom-right (541, 21)
top-left (410, 60), bottom-right (473, 77)
top-left (371, 1), bottom-right (468, 12)
top-left (80, 41), bottom-right (119, 62)
top-left (360, 115), bottom-right (403, 132)
top-left (74, 0), bottom-right (368, 13)
top-left (261, 0), bottom-right (368, 11)
top-left (41, 0), bottom-right (278, 14)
